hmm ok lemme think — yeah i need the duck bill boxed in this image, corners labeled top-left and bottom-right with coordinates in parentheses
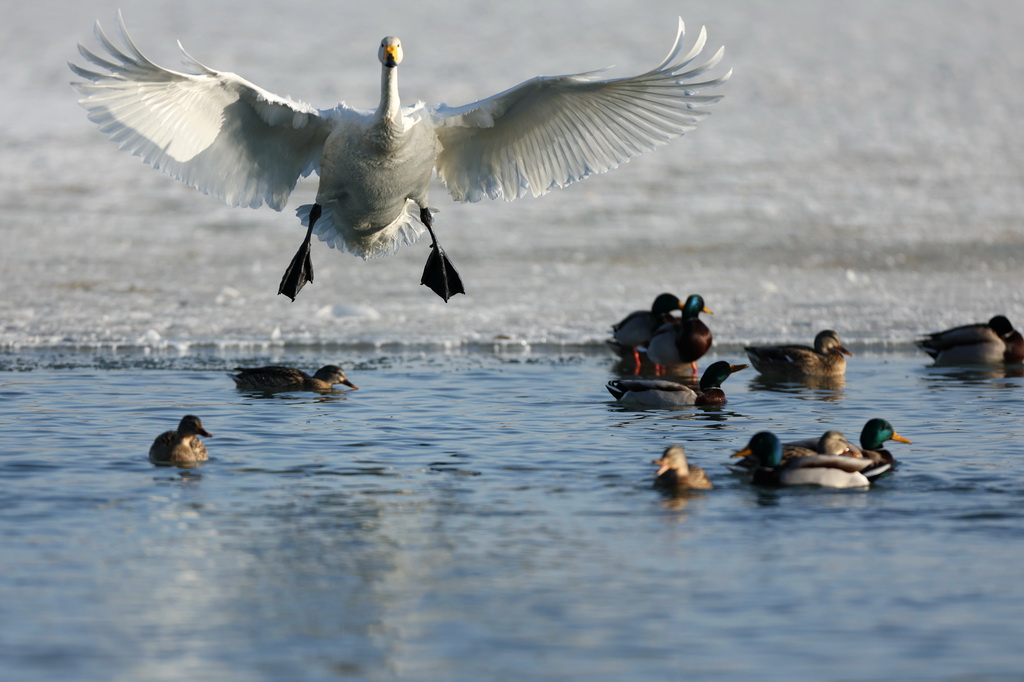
top-left (703, 307), bottom-right (714, 315)
top-left (839, 346), bottom-right (853, 357)
top-left (730, 447), bottom-right (753, 459)
top-left (891, 433), bottom-right (912, 444)
top-left (342, 379), bottom-right (359, 390)
top-left (652, 459), bottom-right (670, 476)
top-left (730, 363), bottom-right (749, 374)
top-left (198, 428), bottom-right (212, 437)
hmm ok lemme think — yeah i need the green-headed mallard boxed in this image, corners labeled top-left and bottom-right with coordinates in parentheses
top-left (857, 418), bottom-right (911, 466)
top-left (744, 329), bottom-right (851, 376)
top-left (917, 315), bottom-right (1024, 365)
top-left (607, 293), bottom-right (685, 364)
top-left (645, 294), bottom-right (713, 373)
top-left (731, 431), bottom-right (890, 488)
top-left (149, 415), bottom-right (211, 466)
top-left (728, 429), bottom-right (857, 472)
top-left (228, 365), bottom-right (358, 392)
top-left (652, 445), bottom-right (713, 490)
top-left (607, 360), bottom-right (747, 407)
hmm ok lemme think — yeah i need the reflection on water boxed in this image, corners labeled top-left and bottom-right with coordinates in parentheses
top-left (2, 351), bottom-right (1023, 681)
top-left (746, 373), bottom-right (847, 403)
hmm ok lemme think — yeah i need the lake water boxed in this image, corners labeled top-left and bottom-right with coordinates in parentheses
top-left (3, 0), bottom-right (1024, 679)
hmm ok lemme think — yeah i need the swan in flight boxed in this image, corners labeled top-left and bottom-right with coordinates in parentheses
top-left (70, 13), bottom-right (731, 301)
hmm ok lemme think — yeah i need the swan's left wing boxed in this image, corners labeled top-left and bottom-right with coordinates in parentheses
top-left (69, 12), bottom-right (335, 210)
top-left (431, 19), bottom-right (730, 203)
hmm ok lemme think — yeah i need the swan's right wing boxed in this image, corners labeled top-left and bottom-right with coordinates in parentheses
top-left (69, 12), bottom-right (335, 210)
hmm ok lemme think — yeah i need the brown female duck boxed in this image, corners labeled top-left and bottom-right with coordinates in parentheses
top-left (744, 329), bottom-right (852, 376)
top-left (149, 415), bottom-right (211, 465)
top-left (228, 365), bottom-right (358, 392)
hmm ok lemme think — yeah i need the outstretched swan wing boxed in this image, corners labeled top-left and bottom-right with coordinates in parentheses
top-left (431, 19), bottom-right (730, 203)
top-left (69, 12), bottom-right (334, 210)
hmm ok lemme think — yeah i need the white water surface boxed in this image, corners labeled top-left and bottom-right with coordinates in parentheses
top-left (2, 0), bottom-right (1022, 351)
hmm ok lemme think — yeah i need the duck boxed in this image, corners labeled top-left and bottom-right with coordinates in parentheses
top-left (652, 445), bottom-right (713, 490)
top-left (228, 365), bottom-right (358, 392)
top-left (856, 418), bottom-right (911, 466)
top-left (606, 360), bottom-right (747, 407)
top-left (744, 329), bottom-right (852, 376)
top-left (607, 293), bottom-right (685, 364)
top-left (149, 415), bottom-right (211, 466)
top-left (70, 14), bottom-right (730, 302)
top-left (644, 294), bottom-right (714, 373)
top-left (728, 429), bottom-right (859, 472)
top-left (917, 315), bottom-right (1024, 365)
top-left (730, 432), bottom-right (890, 488)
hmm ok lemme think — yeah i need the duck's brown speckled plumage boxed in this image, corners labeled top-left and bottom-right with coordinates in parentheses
top-left (744, 329), bottom-right (851, 376)
top-left (652, 445), bottom-right (713, 490)
top-left (149, 415), bottom-right (211, 465)
top-left (228, 365), bottom-right (358, 392)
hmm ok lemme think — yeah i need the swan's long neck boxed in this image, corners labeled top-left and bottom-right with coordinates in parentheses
top-left (373, 64), bottom-right (402, 143)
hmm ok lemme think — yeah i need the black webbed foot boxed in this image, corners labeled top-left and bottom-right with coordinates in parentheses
top-left (418, 207), bottom-right (466, 302)
top-left (278, 204), bottom-right (321, 301)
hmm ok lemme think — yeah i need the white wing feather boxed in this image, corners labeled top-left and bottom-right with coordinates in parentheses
top-left (431, 19), bottom-right (731, 203)
top-left (68, 11), bottom-right (333, 210)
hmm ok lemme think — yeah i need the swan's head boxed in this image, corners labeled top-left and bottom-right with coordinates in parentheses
top-left (379, 37), bottom-right (403, 68)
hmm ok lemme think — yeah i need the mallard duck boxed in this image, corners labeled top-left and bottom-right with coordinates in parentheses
top-left (917, 315), bottom-right (1024, 365)
top-left (644, 294), bottom-right (713, 373)
top-left (857, 418), bottom-right (911, 466)
top-left (228, 365), bottom-right (358, 392)
top-left (606, 360), bottom-right (747, 407)
top-left (71, 15), bottom-right (729, 302)
top-left (607, 293), bottom-right (685, 363)
top-left (744, 329), bottom-right (852, 376)
top-left (731, 432), bottom-right (890, 488)
top-left (728, 429), bottom-right (858, 472)
top-left (149, 415), bottom-right (211, 465)
top-left (652, 445), bottom-right (713, 490)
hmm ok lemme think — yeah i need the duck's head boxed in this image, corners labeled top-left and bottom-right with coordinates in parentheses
top-left (731, 432), bottom-right (782, 468)
top-left (178, 415), bottom-right (212, 438)
top-left (989, 315), bottom-right (1016, 339)
top-left (860, 418), bottom-right (911, 450)
top-left (379, 36), bottom-right (403, 68)
top-left (653, 445), bottom-right (689, 477)
top-left (699, 361), bottom-right (748, 391)
top-left (681, 294), bottom-right (713, 320)
top-left (315, 364), bottom-right (358, 390)
top-left (816, 430), bottom-right (857, 456)
top-left (815, 330), bottom-right (852, 356)
top-left (650, 293), bottom-right (684, 316)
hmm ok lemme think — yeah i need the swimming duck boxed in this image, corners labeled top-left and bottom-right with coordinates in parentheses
top-left (644, 294), bottom-right (713, 373)
top-left (71, 14), bottom-right (729, 302)
top-left (856, 418), bottom-right (911, 466)
top-left (917, 315), bottom-right (1024, 365)
top-left (228, 365), bottom-right (358, 392)
top-left (606, 360), bottom-right (747, 407)
top-left (149, 415), bottom-right (211, 465)
top-left (728, 429), bottom-right (858, 472)
top-left (652, 445), bottom-right (713, 490)
top-left (607, 293), bottom-right (685, 364)
top-left (731, 432), bottom-right (890, 488)
top-left (744, 329), bottom-right (852, 376)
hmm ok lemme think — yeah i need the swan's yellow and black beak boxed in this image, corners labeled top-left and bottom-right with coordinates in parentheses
top-left (383, 44), bottom-right (399, 68)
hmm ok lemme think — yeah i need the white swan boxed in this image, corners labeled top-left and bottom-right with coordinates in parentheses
top-left (70, 13), bottom-right (731, 301)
